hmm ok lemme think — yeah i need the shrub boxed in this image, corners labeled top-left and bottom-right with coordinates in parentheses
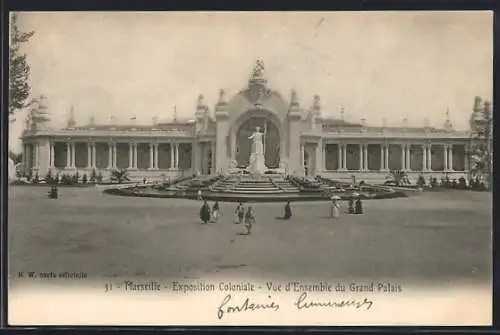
top-left (82, 173), bottom-right (88, 184)
top-left (417, 175), bottom-right (426, 188)
top-left (45, 170), bottom-right (54, 184)
top-left (96, 172), bottom-right (103, 184)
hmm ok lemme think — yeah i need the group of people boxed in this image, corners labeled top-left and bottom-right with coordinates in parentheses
top-left (199, 200), bottom-right (222, 224)
top-left (199, 200), bottom-right (256, 235)
top-left (330, 195), bottom-right (364, 218)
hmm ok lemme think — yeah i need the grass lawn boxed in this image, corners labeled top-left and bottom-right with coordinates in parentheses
top-left (8, 186), bottom-right (492, 285)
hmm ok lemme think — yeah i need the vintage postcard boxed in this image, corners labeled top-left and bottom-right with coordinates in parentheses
top-left (8, 11), bottom-right (492, 326)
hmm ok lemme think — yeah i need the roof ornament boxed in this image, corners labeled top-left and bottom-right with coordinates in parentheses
top-left (444, 108), bottom-right (453, 130)
top-left (249, 58), bottom-right (266, 83)
top-left (402, 117), bottom-right (408, 132)
top-left (290, 89), bottom-right (299, 106)
top-left (218, 89), bottom-right (227, 105)
top-left (67, 105), bottom-right (76, 128)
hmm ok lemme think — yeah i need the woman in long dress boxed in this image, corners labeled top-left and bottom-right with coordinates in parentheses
top-left (330, 197), bottom-right (341, 219)
top-left (211, 201), bottom-right (221, 223)
top-left (200, 201), bottom-right (211, 224)
top-left (235, 202), bottom-right (245, 224)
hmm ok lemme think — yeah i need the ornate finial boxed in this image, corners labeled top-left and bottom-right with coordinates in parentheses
top-left (312, 95), bottom-right (321, 109)
top-left (218, 89), bottom-right (227, 104)
top-left (250, 58), bottom-right (265, 80)
top-left (360, 118), bottom-right (366, 126)
top-left (152, 116), bottom-right (158, 125)
top-left (340, 107), bottom-right (345, 120)
top-left (67, 105), bottom-right (76, 128)
top-left (290, 90), bottom-right (299, 105)
top-left (110, 116), bottom-right (116, 125)
top-left (474, 96), bottom-right (483, 110)
top-left (444, 108), bottom-right (453, 130)
top-left (89, 116), bottom-right (95, 126)
top-left (173, 106), bottom-right (178, 123)
top-left (197, 94), bottom-right (205, 108)
top-left (483, 100), bottom-right (492, 115)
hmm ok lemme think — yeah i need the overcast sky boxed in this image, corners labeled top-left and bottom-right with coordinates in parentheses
top-left (10, 11), bottom-right (492, 151)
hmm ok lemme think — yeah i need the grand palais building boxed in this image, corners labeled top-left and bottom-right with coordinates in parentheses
top-left (20, 61), bottom-right (484, 183)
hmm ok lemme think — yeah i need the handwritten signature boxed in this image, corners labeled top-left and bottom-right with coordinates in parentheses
top-left (217, 294), bottom-right (280, 319)
top-left (293, 292), bottom-right (373, 310)
top-left (216, 293), bottom-right (373, 319)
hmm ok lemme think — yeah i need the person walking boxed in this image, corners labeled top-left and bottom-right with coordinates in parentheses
top-left (330, 195), bottom-right (341, 218)
top-left (211, 201), bottom-right (221, 223)
top-left (235, 202), bottom-right (245, 224)
top-left (200, 200), bottom-right (211, 224)
top-left (355, 197), bottom-right (364, 214)
top-left (244, 206), bottom-right (255, 235)
top-left (283, 201), bottom-right (292, 220)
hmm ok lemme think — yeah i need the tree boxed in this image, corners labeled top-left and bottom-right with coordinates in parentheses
top-left (9, 13), bottom-right (35, 119)
top-left (110, 169), bottom-right (130, 184)
top-left (468, 97), bottom-right (493, 189)
top-left (9, 151), bottom-right (22, 164)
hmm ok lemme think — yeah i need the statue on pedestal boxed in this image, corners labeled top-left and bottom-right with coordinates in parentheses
top-left (248, 126), bottom-right (267, 174)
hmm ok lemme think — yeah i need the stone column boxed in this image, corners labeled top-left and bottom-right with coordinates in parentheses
top-left (363, 144), bottom-right (368, 171)
top-left (71, 142), bottom-right (76, 168)
top-left (448, 145), bottom-right (454, 171)
top-left (154, 144), bottom-right (159, 169)
top-left (300, 144), bottom-right (305, 168)
top-left (65, 142), bottom-right (71, 168)
top-left (149, 144), bottom-right (154, 169)
top-left (33, 143), bottom-right (39, 170)
top-left (379, 145), bottom-right (384, 171)
top-left (50, 142), bottom-right (55, 168)
top-left (443, 144), bottom-right (448, 171)
top-left (422, 144), bottom-right (427, 171)
top-left (169, 142), bottom-right (174, 169)
top-left (464, 147), bottom-right (469, 172)
top-left (384, 145), bottom-right (389, 171)
top-left (133, 144), bottom-right (138, 169)
top-left (401, 145), bottom-right (406, 171)
top-left (427, 145), bottom-right (432, 171)
top-left (129, 143), bottom-right (134, 169)
top-left (336, 144), bottom-right (342, 171)
top-left (315, 139), bottom-right (323, 175)
top-left (91, 143), bottom-right (96, 168)
top-left (175, 143), bottom-right (179, 169)
top-left (358, 144), bottom-right (363, 171)
top-left (406, 144), bottom-right (411, 171)
top-left (107, 143), bottom-right (113, 169)
top-left (342, 144), bottom-right (347, 170)
top-left (87, 143), bottom-right (92, 169)
top-left (211, 141), bottom-right (216, 174)
top-left (322, 142), bottom-right (326, 171)
top-left (112, 144), bottom-right (117, 169)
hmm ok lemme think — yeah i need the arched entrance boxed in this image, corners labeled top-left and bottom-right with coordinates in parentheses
top-left (235, 116), bottom-right (280, 168)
